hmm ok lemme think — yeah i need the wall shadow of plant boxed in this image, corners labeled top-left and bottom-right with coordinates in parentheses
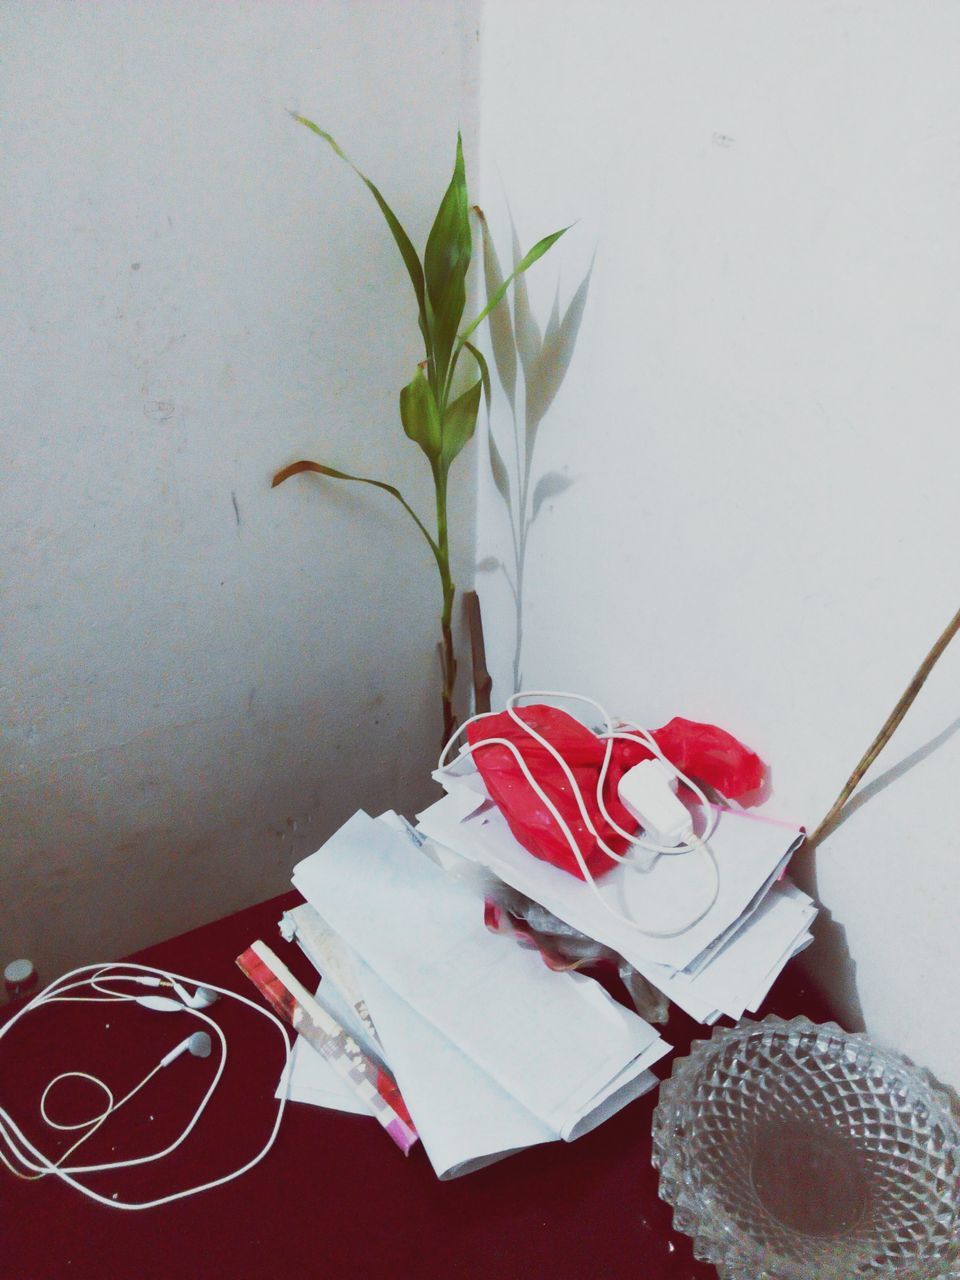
top-left (474, 209), bottom-right (592, 692)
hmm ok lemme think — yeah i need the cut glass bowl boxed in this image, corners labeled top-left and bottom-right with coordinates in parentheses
top-left (651, 1016), bottom-right (960, 1279)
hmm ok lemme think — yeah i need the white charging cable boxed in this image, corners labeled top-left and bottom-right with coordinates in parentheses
top-left (438, 691), bottom-right (721, 937)
top-left (0, 962), bottom-right (292, 1210)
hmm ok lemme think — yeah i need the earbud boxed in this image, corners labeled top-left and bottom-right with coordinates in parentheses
top-left (170, 981), bottom-right (218, 1010)
top-left (160, 1032), bottom-right (212, 1068)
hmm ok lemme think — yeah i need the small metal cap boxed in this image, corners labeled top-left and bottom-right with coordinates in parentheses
top-left (4, 959), bottom-right (35, 986)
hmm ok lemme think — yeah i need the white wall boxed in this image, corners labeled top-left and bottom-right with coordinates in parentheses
top-left (476, 1), bottom-right (960, 1087)
top-left (5, 0), bottom-right (958, 1090)
top-left (1, 1), bottom-right (479, 980)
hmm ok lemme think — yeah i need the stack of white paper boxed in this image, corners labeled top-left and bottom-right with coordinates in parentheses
top-left (415, 777), bottom-right (815, 1025)
top-left (283, 811), bottom-right (669, 1179)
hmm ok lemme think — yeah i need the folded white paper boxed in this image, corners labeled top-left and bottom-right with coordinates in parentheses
top-left (645, 880), bottom-right (817, 1021)
top-left (275, 921), bottom-right (548, 1175)
top-left (355, 957), bottom-right (555, 1178)
top-left (291, 811), bottom-right (669, 1173)
top-left (416, 789), bottom-right (805, 973)
top-left (276, 1036), bottom-right (373, 1115)
top-left (416, 784), bottom-right (813, 1023)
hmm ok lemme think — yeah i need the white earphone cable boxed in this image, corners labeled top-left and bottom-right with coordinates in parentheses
top-left (438, 691), bottom-right (722, 937)
top-left (0, 961), bottom-right (292, 1210)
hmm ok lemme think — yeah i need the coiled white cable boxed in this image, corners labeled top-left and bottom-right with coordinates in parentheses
top-left (0, 962), bottom-right (292, 1210)
top-left (438, 690), bottom-right (721, 937)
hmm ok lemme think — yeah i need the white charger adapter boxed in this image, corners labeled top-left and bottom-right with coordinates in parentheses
top-left (617, 758), bottom-right (695, 847)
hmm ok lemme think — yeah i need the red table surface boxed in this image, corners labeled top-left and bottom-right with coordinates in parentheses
top-left (1, 889), bottom-right (838, 1280)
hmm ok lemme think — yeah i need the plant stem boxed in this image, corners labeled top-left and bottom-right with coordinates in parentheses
top-left (807, 602), bottom-right (960, 849)
top-left (440, 606), bottom-right (456, 742)
top-left (434, 466), bottom-right (457, 745)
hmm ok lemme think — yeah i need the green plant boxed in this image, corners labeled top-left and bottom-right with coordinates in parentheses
top-left (273, 118), bottom-right (566, 742)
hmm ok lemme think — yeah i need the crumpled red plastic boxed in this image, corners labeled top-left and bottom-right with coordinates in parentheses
top-left (466, 705), bottom-right (765, 881)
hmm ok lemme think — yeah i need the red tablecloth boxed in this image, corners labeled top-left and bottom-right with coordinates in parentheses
top-left (1, 890), bottom-right (837, 1280)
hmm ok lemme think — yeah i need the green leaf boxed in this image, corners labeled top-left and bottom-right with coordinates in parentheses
top-left (291, 114), bottom-right (429, 345)
top-left (530, 470), bottom-right (574, 522)
top-left (463, 340), bottom-right (491, 414)
top-left (400, 366), bottom-right (442, 460)
top-left (526, 261), bottom-right (593, 433)
top-left (271, 459), bottom-right (440, 560)
top-left (488, 429), bottom-right (511, 504)
top-left (441, 378), bottom-right (481, 469)
top-left (476, 209), bottom-right (517, 409)
top-left (459, 224), bottom-right (569, 346)
top-left (432, 282), bottom-right (467, 395)
top-left (424, 133), bottom-right (471, 388)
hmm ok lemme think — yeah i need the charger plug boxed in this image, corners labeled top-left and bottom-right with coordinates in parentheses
top-left (617, 758), bottom-right (694, 847)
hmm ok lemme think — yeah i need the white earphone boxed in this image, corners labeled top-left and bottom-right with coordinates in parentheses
top-left (0, 961), bottom-right (292, 1210)
top-left (439, 690), bottom-right (722, 937)
top-left (126, 974), bottom-right (218, 1010)
top-left (159, 1031), bottom-right (213, 1068)
top-left (170, 982), bottom-right (218, 1010)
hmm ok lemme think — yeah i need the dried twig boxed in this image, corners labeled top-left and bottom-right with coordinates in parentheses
top-left (464, 590), bottom-right (492, 714)
top-left (807, 603), bottom-right (960, 849)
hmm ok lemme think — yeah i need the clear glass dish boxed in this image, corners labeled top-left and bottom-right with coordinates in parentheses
top-left (651, 1016), bottom-right (960, 1279)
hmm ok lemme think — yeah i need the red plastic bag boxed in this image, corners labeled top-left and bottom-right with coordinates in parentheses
top-left (466, 706), bottom-right (765, 881)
